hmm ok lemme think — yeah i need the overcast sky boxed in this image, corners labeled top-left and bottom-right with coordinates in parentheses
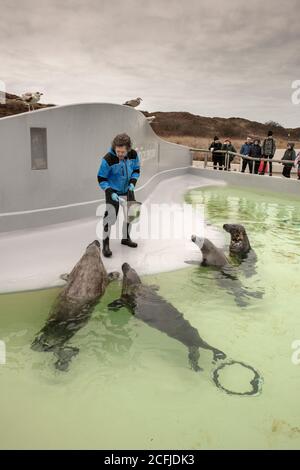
top-left (1, 0), bottom-right (299, 127)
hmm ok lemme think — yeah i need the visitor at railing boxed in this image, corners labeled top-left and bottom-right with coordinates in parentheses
top-left (222, 138), bottom-right (236, 171)
top-left (209, 136), bottom-right (224, 170)
top-left (260, 130), bottom-right (276, 176)
top-left (249, 139), bottom-right (262, 174)
top-left (191, 131), bottom-right (299, 180)
top-left (281, 142), bottom-right (296, 179)
top-left (295, 152), bottom-right (300, 181)
top-left (240, 137), bottom-right (253, 173)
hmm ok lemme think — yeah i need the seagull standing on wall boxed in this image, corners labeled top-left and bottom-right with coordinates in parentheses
top-left (146, 115), bottom-right (156, 123)
top-left (20, 92), bottom-right (43, 111)
top-left (123, 97), bottom-right (142, 108)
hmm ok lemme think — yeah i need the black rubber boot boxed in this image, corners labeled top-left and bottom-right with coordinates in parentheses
top-left (102, 237), bottom-right (112, 257)
top-left (121, 237), bottom-right (138, 248)
top-left (121, 223), bottom-right (138, 248)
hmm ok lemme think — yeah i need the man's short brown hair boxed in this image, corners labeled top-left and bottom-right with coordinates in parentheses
top-left (112, 133), bottom-right (132, 150)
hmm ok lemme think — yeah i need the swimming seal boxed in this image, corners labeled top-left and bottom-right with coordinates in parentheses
top-left (108, 262), bottom-right (226, 372)
top-left (191, 234), bottom-right (263, 307)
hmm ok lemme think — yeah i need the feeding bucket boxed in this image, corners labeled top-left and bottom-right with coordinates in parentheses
top-left (126, 200), bottom-right (142, 223)
top-left (119, 197), bottom-right (142, 224)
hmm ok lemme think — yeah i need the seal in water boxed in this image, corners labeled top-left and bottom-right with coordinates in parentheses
top-left (191, 235), bottom-right (229, 268)
top-left (191, 235), bottom-right (263, 307)
top-left (31, 240), bottom-right (119, 371)
top-left (223, 223), bottom-right (258, 277)
top-left (108, 262), bottom-right (226, 371)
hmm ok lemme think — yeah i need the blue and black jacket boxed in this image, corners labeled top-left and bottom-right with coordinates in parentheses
top-left (240, 142), bottom-right (252, 156)
top-left (97, 147), bottom-right (140, 196)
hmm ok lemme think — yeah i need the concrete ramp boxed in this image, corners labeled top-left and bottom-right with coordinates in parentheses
top-left (0, 173), bottom-right (226, 293)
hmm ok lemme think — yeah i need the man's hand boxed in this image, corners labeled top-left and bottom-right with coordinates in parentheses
top-left (128, 183), bottom-right (135, 192)
top-left (111, 193), bottom-right (119, 202)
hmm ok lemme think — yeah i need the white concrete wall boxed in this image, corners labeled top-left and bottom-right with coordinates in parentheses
top-left (0, 103), bottom-right (192, 232)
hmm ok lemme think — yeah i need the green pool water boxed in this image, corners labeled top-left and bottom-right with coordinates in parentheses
top-left (1, 185), bottom-right (300, 450)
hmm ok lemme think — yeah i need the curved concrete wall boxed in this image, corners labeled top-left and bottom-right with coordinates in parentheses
top-left (0, 103), bottom-right (192, 232)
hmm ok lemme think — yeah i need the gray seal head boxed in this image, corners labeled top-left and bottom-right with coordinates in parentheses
top-left (223, 224), bottom-right (251, 256)
top-left (65, 239), bottom-right (108, 300)
top-left (122, 262), bottom-right (142, 295)
top-left (191, 235), bottom-right (228, 268)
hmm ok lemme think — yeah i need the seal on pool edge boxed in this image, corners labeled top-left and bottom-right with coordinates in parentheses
top-left (31, 240), bottom-right (119, 371)
top-left (212, 359), bottom-right (263, 396)
top-left (107, 262), bottom-right (226, 372)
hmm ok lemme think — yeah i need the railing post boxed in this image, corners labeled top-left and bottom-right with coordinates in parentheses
top-left (204, 152), bottom-right (208, 168)
top-left (190, 149), bottom-right (194, 166)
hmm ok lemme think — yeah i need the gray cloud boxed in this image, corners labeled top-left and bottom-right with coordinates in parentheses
top-left (0, 0), bottom-right (299, 126)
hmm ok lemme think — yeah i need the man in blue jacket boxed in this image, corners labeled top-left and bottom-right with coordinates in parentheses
top-left (240, 137), bottom-right (253, 173)
top-left (97, 133), bottom-right (140, 257)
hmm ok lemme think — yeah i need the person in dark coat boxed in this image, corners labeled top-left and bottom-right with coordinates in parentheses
top-left (249, 138), bottom-right (262, 174)
top-left (209, 136), bottom-right (224, 170)
top-left (295, 152), bottom-right (300, 180)
top-left (240, 137), bottom-right (253, 173)
top-left (222, 139), bottom-right (236, 171)
top-left (281, 142), bottom-right (296, 178)
top-left (260, 130), bottom-right (276, 176)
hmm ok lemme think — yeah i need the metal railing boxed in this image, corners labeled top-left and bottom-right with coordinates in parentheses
top-left (189, 148), bottom-right (296, 174)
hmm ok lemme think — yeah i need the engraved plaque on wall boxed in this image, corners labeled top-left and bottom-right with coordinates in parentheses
top-left (30, 127), bottom-right (48, 170)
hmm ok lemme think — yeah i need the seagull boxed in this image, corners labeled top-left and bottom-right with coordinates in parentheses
top-left (19, 92), bottom-right (43, 111)
top-left (123, 97), bottom-right (142, 108)
top-left (145, 115), bottom-right (156, 123)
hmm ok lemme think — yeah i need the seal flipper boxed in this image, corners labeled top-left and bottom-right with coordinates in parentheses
top-left (184, 260), bottom-right (202, 266)
top-left (107, 271), bottom-right (120, 282)
top-left (54, 346), bottom-right (79, 371)
top-left (233, 286), bottom-right (264, 306)
top-left (212, 349), bottom-right (226, 364)
top-left (108, 298), bottom-right (126, 310)
top-left (60, 273), bottom-right (70, 282)
top-left (148, 284), bottom-right (160, 291)
top-left (246, 289), bottom-right (264, 299)
top-left (188, 346), bottom-right (203, 372)
top-left (31, 331), bottom-right (57, 352)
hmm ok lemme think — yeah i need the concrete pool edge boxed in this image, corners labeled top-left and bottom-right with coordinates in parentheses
top-left (0, 173), bottom-right (226, 294)
top-left (1, 167), bottom-right (299, 294)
